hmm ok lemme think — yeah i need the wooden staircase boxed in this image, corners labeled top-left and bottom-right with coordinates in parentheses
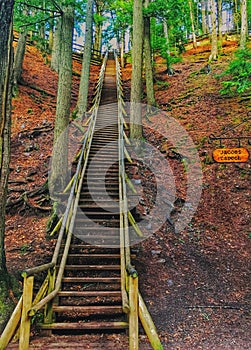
top-left (39, 58), bottom-right (127, 334)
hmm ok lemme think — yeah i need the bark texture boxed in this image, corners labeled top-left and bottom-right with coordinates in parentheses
top-left (240, 0), bottom-right (247, 49)
top-left (0, 0), bottom-right (15, 332)
top-left (144, 13), bottom-right (155, 107)
top-left (49, 5), bottom-right (74, 197)
top-left (130, 0), bottom-right (143, 140)
top-left (13, 28), bottom-right (27, 86)
top-left (76, 0), bottom-right (94, 118)
top-left (209, 0), bottom-right (218, 61)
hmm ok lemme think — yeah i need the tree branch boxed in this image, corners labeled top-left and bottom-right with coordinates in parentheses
top-left (19, 13), bottom-right (62, 28)
top-left (48, 0), bottom-right (63, 14)
top-left (16, 1), bottom-right (61, 14)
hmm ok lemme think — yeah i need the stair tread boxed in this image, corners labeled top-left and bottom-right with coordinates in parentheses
top-left (64, 265), bottom-right (120, 270)
top-left (53, 305), bottom-right (123, 313)
top-left (38, 321), bottom-right (128, 330)
top-left (67, 254), bottom-right (120, 258)
top-left (58, 291), bottom-right (121, 297)
top-left (62, 277), bottom-right (121, 283)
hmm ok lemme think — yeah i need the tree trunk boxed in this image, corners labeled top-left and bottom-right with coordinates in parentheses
top-left (209, 0), bottom-right (218, 61)
top-left (93, 22), bottom-right (102, 53)
top-left (49, 5), bottom-right (74, 197)
top-left (163, 20), bottom-right (174, 74)
top-left (201, 0), bottom-right (208, 35)
top-left (144, 0), bottom-right (155, 107)
top-left (51, 17), bottom-right (62, 72)
top-left (234, 0), bottom-right (240, 33)
top-left (240, 0), bottom-right (247, 49)
top-left (188, 0), bottom-right (197, 49)
top-left (218, 0), bottom-right (223, 47)
top-left (130, 0), bottom-right (143, 140)
top-left (0, 0), bottom-right (15, 332)
top-left (120, 31), bottom-right (125, 68)
top-left (13, 28), bottom-right (27, 86)
top-left (76, 0), bottom-right (94, 118)
top-left (93, 1), bottom-right (103, 54)
top-left (49, 12), bottom-right (54, 52)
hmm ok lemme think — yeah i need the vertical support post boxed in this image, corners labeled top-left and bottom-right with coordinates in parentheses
top-left (19, 275), bottom-right (34, 350)
top-left (129, 274), bottom-right (139, 350)
top-left (43, 268), bottom-right (56, 326)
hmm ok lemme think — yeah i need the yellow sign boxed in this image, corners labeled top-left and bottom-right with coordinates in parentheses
top-left (213, 147), bottom-right (249, 163)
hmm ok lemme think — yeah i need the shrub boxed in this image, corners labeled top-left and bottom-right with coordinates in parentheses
top-left (220, 48), bottom-right (251, 95)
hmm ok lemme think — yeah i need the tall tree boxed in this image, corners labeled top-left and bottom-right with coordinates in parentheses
top-left (144, 0), bottom-right (156, 107)
top-left (188, 0), bottom-right (197, 48)
top-left (76, 0), bottom-right (94, 118)
top-left (218, 0), bottom-right (223, 47)
top-left (0, 0), bottom-right (15, 332)
top-left (49, 4), bottom-right (74, 196)
top-left (240, 0), bottom-right (247, 49)
top-left (130, 0), bottom-right (144, 140)
top-left (51, 17), bottom-right (62, 72)
top-left (93, 0), bottom-right (105, 53)
top-left (201, 0), bottom-right (209, 34)
top-left (13, 24), bottom-right (27, 87)
top-left (209, 0), bottom-right (218, 61)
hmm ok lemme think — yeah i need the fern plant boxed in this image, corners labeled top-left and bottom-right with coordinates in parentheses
top-left (220, 48), bottom-right (251, 95)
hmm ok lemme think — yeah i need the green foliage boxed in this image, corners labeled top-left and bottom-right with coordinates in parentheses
top-left (220, 49), bottom-right (251, 95)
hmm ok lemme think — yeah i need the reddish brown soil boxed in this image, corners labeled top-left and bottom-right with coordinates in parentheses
top-left (4, 40), bottom-right (251, 349)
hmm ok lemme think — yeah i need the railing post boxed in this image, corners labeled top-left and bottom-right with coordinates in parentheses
top-left (19, 275), bottom-right (34, 350)
top-left (43, 267), bottom-right (56, 327)
top-left (129, 273), bottom-right (139, 350)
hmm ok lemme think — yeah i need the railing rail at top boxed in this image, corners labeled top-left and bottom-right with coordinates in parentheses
top-left (0, 52), bottom-right (108, 350)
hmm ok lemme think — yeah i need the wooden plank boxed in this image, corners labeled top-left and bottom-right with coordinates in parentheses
top-left (63, 265), bottom-right (121, 270)
top-left (67, 254), bottom-right (120, 259)
top-left (52, 305), bottom-right (123, 314)
top-left (38, 321), bottom-right (128, 330)
top-left (62, 277), bottom-right (121, 283)
top-left (58, 291), bottom-right (121, 297)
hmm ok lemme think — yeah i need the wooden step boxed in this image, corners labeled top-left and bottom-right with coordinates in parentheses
top-left (38, 321), bottom-right (128, 330)
top-left (77, 204), bottom-right (119, 210)
top-left (52, 305), bottom-right (123, 314)
top-left (62, 277), bottom-right (121, 283)
top-left (58, 291), bottom-right (121, 297)
top-left (67, 253), bottom-right (120, 259)
top-left (73, 226), bottom-right (119, 233)
top-left (77, 212), bottom-right (119, 219)
top-left (74, 218), bottom-right (120, 224)
top-left (63, 265), bottom-right (120, 271)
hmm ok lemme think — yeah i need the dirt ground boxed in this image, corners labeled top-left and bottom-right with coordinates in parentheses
top-left (4, 39), bottom-right (251, 349)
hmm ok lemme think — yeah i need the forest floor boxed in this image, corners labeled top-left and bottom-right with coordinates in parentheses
top-left (4, 38), bottom-right (251, 349)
